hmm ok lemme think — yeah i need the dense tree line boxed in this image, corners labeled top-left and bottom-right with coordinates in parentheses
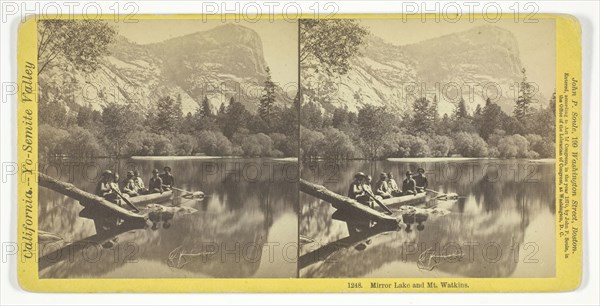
top-left (39, 67), bottom-right (299, 160)
top-left (300, 70), bottom-right (556, 160)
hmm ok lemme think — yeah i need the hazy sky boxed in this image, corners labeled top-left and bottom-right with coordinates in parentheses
top-left (115, 19), bottom-right (298, 86)
top-left (359, 18), bottom-right (556, 98)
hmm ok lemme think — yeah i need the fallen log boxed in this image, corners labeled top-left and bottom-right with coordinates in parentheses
top-left (38, 173), bottom-right (146, 225)
top-left (299, 179), bottom-right (399, 229)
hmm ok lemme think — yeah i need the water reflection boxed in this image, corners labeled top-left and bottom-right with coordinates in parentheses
top-left (300, 159), bottom-right (555, 278)
top-left (39, 158), bottom-right (298, 278)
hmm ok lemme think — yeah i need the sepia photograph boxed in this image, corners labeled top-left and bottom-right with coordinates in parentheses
top-left (36, 18), bottom-right (299, 278)
top-left (298, 18), bottom-right (557, 278)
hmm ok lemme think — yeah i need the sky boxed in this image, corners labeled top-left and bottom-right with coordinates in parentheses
top-left (114, 19), bottom-right (298, 86)
top-left (359, 18), bottom-right (556, 98)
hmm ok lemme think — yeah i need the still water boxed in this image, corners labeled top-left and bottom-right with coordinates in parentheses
top-left (39, 157), bottom-right (298, 278)
top-left (299, 159), bottom-right (556, 278)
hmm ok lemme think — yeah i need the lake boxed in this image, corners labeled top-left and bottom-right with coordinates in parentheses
top-left (38, 157), bottom-right (298, 278)
top-left (299, 159), bottom-right (556, 278)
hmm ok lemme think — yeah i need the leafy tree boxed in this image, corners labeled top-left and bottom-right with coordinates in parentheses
top-left (300, 19), bottom-right (369, 75)
top-left (76, 104), bottom-right (102, 130)
top-left (300, 126), bottom-right (325, 159)
top-left (38, 20), bottom-right (116, 74)
top-left (64, 126), bottom-right (105, 157)
top-left (38, 124), bottom-right (69, 160)
top-left (428, 135), bottom-right (453, 157)
top-left (452, 132), bottom-right (489, 157)
top-left (357, 105), bottom-right (394, 158)
top-left (411, 97), bottom-right (435, 134)
top-left (197, 130), bottom-right (234, 156)
top-left (319, 127), bottom-right (358, 160)
top-left (301, 102), bottom-right (324, 130)
top-left (39, 99), bottom-right (68, 128)
top-left (496, 134), bottom-right (534, 158)
top-left (390, 134), bottom-right (430, 158)
top-left (101, 103), bottom-right (138, 156)
top-left (152, 95), bottom-right (183, 134)
top-left (172, 134), bottom-right (198, 155)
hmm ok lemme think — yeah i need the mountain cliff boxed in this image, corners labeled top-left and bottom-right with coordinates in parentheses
top-left (303, 25), bottom-right (537, 115)
top-left (39, 24), bottom-right (272, 115)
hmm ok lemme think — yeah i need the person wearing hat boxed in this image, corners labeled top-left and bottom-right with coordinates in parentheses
top-left (123, 171), bottom-right (140, 197)
top-left (96, 170), bottom-right (118, 202)
top-left (387, 172), bottom-right (401, 197)
top-left (160, 166), bottom-right (175, 191)
top-left (348, 172), bottom-right (369, 205)
top-left (413, 167), bottom-right (428, 193)
top-left (374, 172), bottom-right (392, 199)
top-left (402, 170), bottom-right (417, 196)
top-left (148, 169), bottom-right (164, 194)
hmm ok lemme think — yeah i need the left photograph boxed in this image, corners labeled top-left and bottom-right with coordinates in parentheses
top-left (37, 19), bottom-right (299, 278)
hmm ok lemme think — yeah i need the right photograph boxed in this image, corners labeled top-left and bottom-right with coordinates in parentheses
top-left (298, 18), bottom-right (557, 278)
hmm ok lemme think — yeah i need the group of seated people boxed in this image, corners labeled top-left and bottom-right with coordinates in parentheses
top-left (95, 167), bottom-right (175, 203)
top-left (347, 168), bottom-right (428, 206)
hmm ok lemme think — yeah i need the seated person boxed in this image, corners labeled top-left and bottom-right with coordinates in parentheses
top-left (348, 172), bottom-right (370, 205)
top-left (132, 170), bottom-right (148, 194)
top-left (96, 170), bottom-right (118, 203)
top-left (148, 169), bottom-right (164, 194)
top-left (387, 172), bottom-right (402, 197)
top-left (413, 167), bottom-right (428, 193)
top-left (374, 172), bottom-right (392, 199)
top-left (122, 171), bottom-right (140, 197)
top-left (160, 166), bottom-right (175, 190)
top-left (402, 171), bottom-right (417, 196)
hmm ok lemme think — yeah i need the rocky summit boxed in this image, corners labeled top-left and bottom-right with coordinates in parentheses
top-left (39, 24), bottom-right (272, 115)
top-left (303, 25), bottom-right (537, 116)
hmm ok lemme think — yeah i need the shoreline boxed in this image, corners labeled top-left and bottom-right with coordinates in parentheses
top-left (130, 156), bottom-right (298, 161)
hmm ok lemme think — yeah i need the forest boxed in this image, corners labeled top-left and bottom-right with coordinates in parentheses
top-left (39, 76), bottom-right (300, 160)
top-left (37, 20), bottom-right (299, 161)
top-left (38, 20), bottom-right (556, 161)
top-left (300, 69), bottom-right (556, 160)
top-left (300, 89), bottom-right (556, 160)
top-left (298, 20), bottom-right (556, 160)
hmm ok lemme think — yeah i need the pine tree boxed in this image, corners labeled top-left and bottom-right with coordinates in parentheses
top-left (200, 96), bottom-right (212, 117)
top-left (223, 97), bottom-right (249, 138)
top-left (453, 97), bottom-right (469, 119)
top-left (258, 66), bottom-right (277, 121)
top-left (478, 98), bottom-right (506, 140)
top-left (548, 90), bottom-right (556, 115)
top-left (430, 95), bottom-right (439, 124)
top-left (514, 68), bottom-right (534, 122)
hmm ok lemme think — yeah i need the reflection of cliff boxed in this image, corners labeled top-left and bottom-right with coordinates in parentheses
top-left (299, 160), bottom-right (555, 278)
top-left (39, 158), bottom-right (297, 278)
top-left (301, 213), bottom-right (523, 278)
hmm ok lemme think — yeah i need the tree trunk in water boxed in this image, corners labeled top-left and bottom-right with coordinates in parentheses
top-left (38, 172), bottom-right (146, 225)
top-left (299, 178), bottom-right (399, 229)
